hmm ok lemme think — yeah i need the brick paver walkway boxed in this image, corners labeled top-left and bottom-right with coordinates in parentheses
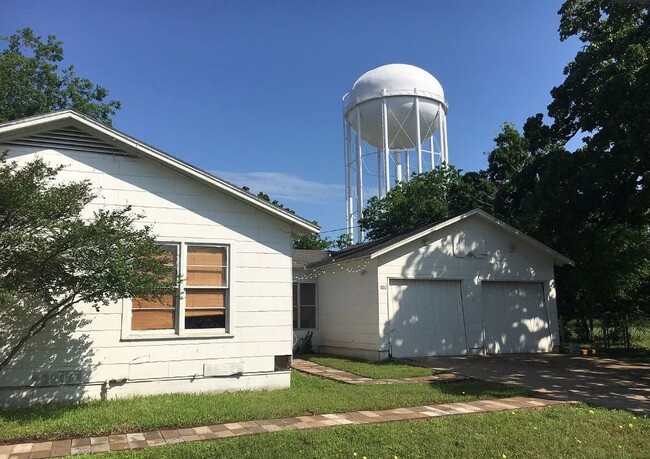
top-left (292, 358), bottom-right (469, 384)
top-left (0, 397), bottom-right (571, 458)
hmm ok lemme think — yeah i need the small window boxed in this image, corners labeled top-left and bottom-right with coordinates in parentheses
top-left (293, 282), bottom-right (317, 329)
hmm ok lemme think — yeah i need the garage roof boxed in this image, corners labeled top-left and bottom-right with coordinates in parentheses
top-left (312, 209), bottom-right (573, 267)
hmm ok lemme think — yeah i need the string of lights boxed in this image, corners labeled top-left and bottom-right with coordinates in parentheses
top-left (294, 257), bottom-right (371, 280)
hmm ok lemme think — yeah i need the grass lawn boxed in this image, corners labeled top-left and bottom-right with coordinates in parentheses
top-left (304, 355), bottom-right (436, 379)
top-left (0, 371), bottom-right (526, 444)
top-left (80, 405), bottom-right (649, 459)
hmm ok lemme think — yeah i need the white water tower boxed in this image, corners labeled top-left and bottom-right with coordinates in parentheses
top-left (343, 63), bottom-right (449, 243)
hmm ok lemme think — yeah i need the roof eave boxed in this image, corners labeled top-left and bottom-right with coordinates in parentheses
top-left (0, 110), bottom-right (319, 234)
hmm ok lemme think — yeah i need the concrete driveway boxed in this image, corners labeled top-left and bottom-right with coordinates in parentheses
top-left (402, 354), bottom-right (650, 413)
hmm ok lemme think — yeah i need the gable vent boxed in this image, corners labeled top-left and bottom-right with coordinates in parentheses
top-left (4, 126), bottom-right (130, 156)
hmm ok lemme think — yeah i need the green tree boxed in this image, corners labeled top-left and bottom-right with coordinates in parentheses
top-left (333, 232), bottom-right (352, 250)
top-left (359, 167), bottom-right (495, 240)
top-left (497, 144), bottom-right (650, 341)
top-left (539, 0), bottom-right (649, 221)
top-left (293, 231), bottom-right (352, 250)
top-left (486, 123), bottom-right (531, 187)
top-left (251, 189), bottom-right (344, 250)
top-left (293, 232), bottom-right (331, 250)
top-left (0, 28), bottom-right (121, 125)
top-left (0, 155), bottom-right (176, 373)
top-left (505, 0), bottom-right (650, 340)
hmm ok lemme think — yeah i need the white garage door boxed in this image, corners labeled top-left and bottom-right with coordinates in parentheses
top-left (482, 282), bottom-right (552, 354)
top-left (389, 279), bottom-right (467, 358)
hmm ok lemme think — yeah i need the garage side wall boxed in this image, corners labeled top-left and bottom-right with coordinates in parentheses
top-left (377, 216), bottom-right (559, 355)
top-left (315, 259), bottom-right (385, 360)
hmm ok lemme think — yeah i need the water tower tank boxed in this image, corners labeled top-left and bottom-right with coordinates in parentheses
top-left (345, 64), bottom-right (445, 149)
top-left (343, 64), bottom-right (449, 243)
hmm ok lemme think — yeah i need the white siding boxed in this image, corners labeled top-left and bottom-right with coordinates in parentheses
top-left (377, 216), bottom-right (559, 355)
top-left (0, 145), bottom-right (295, 406)
top-left (316, 259), bottom-right (385, 361)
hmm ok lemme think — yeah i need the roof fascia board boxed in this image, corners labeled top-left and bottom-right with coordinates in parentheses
top-left (0, 111), bottom-right (319, 235)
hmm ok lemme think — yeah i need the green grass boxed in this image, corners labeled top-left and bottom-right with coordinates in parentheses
top-left (0, 371), bottom-right (526, 444)
top-left (81, 405), bottom-right (649, 459)
top-left (304, 355), bottom-right (436, 379)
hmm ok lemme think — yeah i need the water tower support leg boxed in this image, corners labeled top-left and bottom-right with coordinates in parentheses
top-left (344, 121), bottom-right (353, 236)
top-left (405, 151), bottom-right (410, 182)
top-left (395, 152), bottom-right (402, 183)
top-left (415, 97), bottom-right (422, 174)
top-left (442, 112), bottom-right (449, 165)
top-left (437, 109), bottom-right (444, 168)
top-left (382, 96), bottom-right (390, 194)
top-left (355, 111), bottom-right (363, 242)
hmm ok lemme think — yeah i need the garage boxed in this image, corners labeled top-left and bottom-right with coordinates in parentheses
top-left (297, 210), bottom-right (571, 361)
top-left (389, 279), bottom-right (467, 358)
top-left (482, 281), bottom-right (552, 354)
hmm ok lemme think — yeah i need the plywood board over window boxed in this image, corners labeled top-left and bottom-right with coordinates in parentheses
top-left (185, 245), bottom-right (227, 329)
top-left (131, 245), bottom-right (178, 331)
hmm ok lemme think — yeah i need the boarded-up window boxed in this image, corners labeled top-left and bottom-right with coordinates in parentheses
top-left (185, 246), bottom-right (227, 329)
top-left (131, 245), bottom-right (178, 331)
top-left (293, 282), bottom-right (317, 329)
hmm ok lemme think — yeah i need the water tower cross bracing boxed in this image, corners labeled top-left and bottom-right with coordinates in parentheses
top-left (343, 64), bottom-right (449, 243)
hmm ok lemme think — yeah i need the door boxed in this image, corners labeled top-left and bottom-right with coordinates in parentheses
top-left (482, 281), bottom-right (552, 354)
top-left (389, 279), bottom-right (467, 358)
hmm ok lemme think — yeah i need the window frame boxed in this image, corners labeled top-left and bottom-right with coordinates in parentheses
top-left (292, 281), bottom-right (318, 330)
top-left (121, 241), bottom-right (234, 341)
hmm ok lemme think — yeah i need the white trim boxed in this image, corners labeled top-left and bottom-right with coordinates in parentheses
top-left (370, 209), bottom-right (574, 266)
top-left (0, 110), bottom-right (319, 235)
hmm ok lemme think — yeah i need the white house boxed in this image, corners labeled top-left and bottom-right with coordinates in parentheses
top-left (0, 110), bottom-right (318, 407)
top-left (293, 210), bottom-right (573, 361)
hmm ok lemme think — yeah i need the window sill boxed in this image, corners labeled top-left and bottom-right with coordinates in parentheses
top-left (121, 331), bottom-right (234, 342)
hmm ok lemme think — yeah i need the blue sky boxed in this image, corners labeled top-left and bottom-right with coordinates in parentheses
top-left (2, 1), bottom-right (580, 235)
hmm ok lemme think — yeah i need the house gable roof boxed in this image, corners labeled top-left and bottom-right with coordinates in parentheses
top-left (292, 249), bottom-right (332, 269)
top-left (314, 209), bottom-right (573, 267)
top-left (0, 110), bottom-right (319, 235)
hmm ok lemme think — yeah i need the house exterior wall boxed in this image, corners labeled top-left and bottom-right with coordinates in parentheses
top-left (376, 215), bottom-right (559, 356)
top-left (0, 145), bottom-right (295, 406)
top-left (314, 259), bottom-right (386, 361)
